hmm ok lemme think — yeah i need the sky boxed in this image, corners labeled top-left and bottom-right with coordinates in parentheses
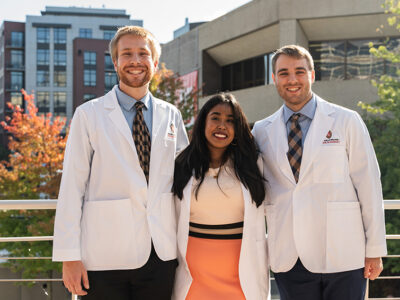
top-left (0, 0), bottom-right (251, 43)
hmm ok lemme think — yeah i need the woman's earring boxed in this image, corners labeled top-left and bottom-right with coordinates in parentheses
top-left (231, 139), bottom-right (237, 146)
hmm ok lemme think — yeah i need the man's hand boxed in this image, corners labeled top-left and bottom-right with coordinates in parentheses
top-left (63, 261), bottom-right (89, 296)
top-left (364, 257), bottom-right (383, 280)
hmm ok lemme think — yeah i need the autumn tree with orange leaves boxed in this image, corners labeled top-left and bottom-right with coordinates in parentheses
top-left (0, 90), bottom-right (67, 199)
top-left (150, 63), bottom-right (199, 134)
top-left (0, 90), bottom-right (67, 293)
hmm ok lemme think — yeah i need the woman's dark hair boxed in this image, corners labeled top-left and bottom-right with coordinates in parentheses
top-left (172, 93), bottom-right (266, 207)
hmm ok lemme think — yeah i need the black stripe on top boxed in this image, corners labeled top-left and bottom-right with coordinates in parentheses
top-left (189, 221), bottom-right (244, 229)
top-left (189, 231), bottom-right (243, 240)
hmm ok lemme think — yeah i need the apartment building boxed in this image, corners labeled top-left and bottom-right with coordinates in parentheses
top-left (24, 6), bottom-right (142, 120)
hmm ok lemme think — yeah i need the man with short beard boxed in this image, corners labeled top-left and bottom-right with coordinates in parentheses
top-left (52, 26), bottom-right (189, 300)
top-left (252, 45), bottom-right (387, 300)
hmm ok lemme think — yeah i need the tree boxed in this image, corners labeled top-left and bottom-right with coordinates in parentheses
top-left (150, 63), bottom-right (199, 134)
top-left (359, 0), bottom-right (400, 297)
top-left (0, 90), bottom-right (67, 199)
top-left (0, 90), bottom-right (67, 297)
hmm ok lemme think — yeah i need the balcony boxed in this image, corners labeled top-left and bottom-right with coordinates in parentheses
top-left (5, 83), bottom-right (23, 92)
top-left (5, 62), bottom-right (25, 71)
top-left (5, 40), bottom-right (24, 49)
top-left (104, 64), bottom-right (115, 71)
top-left (0, 199), bottom-right (399, 300)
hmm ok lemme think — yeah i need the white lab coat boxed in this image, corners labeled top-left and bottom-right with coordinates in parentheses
top-left (52, 86), bottom-right (189, 271)
top-left (252, 95), bottom-right (387, 273)
top-left (173, 177), bottom-right (270, 300)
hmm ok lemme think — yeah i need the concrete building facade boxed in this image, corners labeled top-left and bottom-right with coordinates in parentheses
top-left (24, 6), bottom-right (142, 121)
top-left (160, 0), bottom-right (400, 123)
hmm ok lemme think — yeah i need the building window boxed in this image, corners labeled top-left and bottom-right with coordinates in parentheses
top-left (83, 94), bottom-right (96, 102)
top-left (104, 54), bottom-right (114, 70)
top-left (84, 51), bottom-right (97, 65)
top-left (309, 38), bottom-right (400, 81)
top-left (346, 40), bottom-right (384, 79)
top-left (10, 92), bottom-right (23, 107)
top-left (10, 50), bottom-right (24, 68)
top-left (54, 28), bottom-right (66, 44)
top-left (84, 69), bottom-right (96, 86)
top-left (54, 70), bottom-right (67, 87)
top-left (105, 72), bottom-right (118, 91)
top-left (103, 30), bottom-right (116, 40)
top-left (36, 92), bottom-right (50, 113)
top-left (79, 28), bottom-right (92, 38)
top-left (37, 49), bottom-right (49, 66)
top-left (37, 70), bottom-right (49, 87)
top-left (221, 53), bottom-right (273, 92)
top-left (10, 72), bottom-right (23, 90)
top-left (37, 27), bottom-right (50, 43)
top-left (10, 32), bottom-right (24, 47)
top-left (54, 92), bottom-right (67, 117)
top-left (385, 38), bottom-right (400, 77)
top-left (54, 49), bottom-right (67, 66)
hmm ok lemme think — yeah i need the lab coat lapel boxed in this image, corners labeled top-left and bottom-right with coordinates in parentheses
top-left (266, 107), bottom-right (297, 184)
top-left (149, 96), bottom-right (167, 182)
top-left (299, 97), bottom-right (335, 181)
top-left (104, 87), bottom-right (145, 179)
top-left (150, 96), bottom-right (165, 142)
top-left (179, 177), bottom-right (193, 256)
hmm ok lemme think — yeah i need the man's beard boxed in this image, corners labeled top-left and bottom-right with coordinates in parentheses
top-left (118, 67), bottom-right (153, 88)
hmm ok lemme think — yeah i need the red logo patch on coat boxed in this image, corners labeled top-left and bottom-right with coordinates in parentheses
top-left (326, 130), bottom-right (332, 139)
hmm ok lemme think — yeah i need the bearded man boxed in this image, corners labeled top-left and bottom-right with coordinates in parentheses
top-left (53, 26), bottom-right (189, 300)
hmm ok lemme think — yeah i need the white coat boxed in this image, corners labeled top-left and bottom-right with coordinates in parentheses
top-left (252, 95), bottom-right (387, 274)
top-left (52, 86), bottom-right (189, 271)
top-left (173, 177), bottom-right (270, 300)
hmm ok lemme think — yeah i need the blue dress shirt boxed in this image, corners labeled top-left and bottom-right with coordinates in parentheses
top-left (283, 95), bottom-right (317, 146)
top-left (115, 85), bottom-right (153, 139)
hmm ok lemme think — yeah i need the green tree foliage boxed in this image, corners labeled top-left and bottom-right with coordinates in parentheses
top-left (359, 0), bottom-right (400, 297)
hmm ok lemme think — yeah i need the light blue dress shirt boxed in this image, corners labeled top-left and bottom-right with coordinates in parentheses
top-left (283, 95), bottom-right (317, 146)
top-left (115, 85), bottom-right (153, 138)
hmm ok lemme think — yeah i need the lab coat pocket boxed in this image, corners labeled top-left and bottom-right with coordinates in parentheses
top-left (313, 147), bottom-right (346, 183)
top-left (81, 198), bottom-right (135, 268)
top-left (326, 201), bottom-right (365, 270)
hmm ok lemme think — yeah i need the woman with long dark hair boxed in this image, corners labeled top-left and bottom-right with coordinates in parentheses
top-left (172, 93), bottom-right (270, 299)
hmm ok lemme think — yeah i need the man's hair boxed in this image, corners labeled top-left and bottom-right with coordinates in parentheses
top-left (271, 45), bottom-right (314, 74)
top-left (109, 26), bottom-right (161, 64)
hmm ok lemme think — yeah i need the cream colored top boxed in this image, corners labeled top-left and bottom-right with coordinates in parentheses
top-left (189, 163), bottom-right (244, 236)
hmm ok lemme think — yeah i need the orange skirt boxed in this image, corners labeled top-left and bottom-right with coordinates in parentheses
top-left (186, 236), bottom-right (245, 300)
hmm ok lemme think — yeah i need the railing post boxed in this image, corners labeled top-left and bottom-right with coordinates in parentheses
top-left (365, 279), bottom-right (369, 300)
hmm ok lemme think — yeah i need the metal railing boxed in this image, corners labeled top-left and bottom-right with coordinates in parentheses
top-left (0, 199), bottom-right (399, 300)
top-left (5, 40), bottom-right (24, 48)
top-left (5, 62), bottom-right (25, 70)
top-left (366, 199), bottom-right (400, 300)
top-left (0, 200), bottom-right (77, 300)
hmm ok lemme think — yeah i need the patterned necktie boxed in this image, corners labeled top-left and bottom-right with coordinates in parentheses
top-left (287, 113), bottom-right (302, 183)
top-left (133, 101), bottom-right (151, 183)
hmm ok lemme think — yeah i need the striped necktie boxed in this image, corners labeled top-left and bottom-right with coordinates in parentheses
top-left (287, 113), bottom-right (302, 183)
top-left (133, 101), bottom-right (151, 184)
